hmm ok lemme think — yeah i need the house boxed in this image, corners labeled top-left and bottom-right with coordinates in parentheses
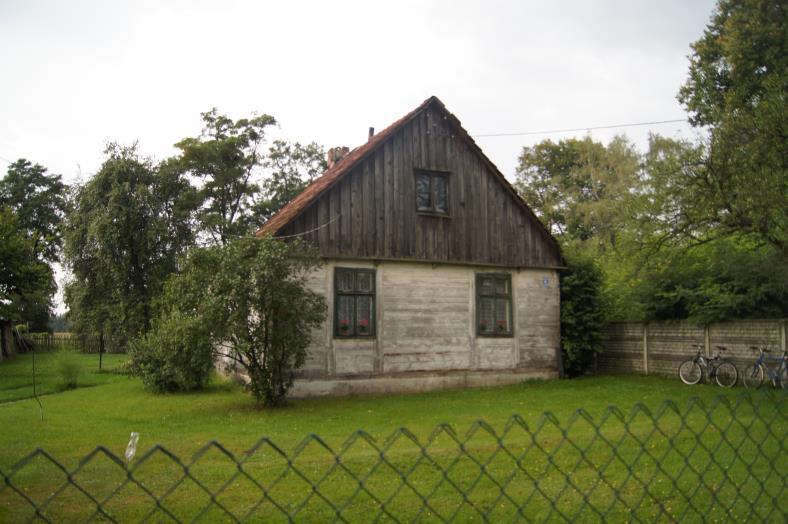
top-left (258, 96), bottom-right (563, 396)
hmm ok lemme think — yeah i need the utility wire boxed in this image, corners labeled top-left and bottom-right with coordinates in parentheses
top-left (473, 118), bottom-right (687, 138)
top-left (273, 215), bottom-right (340, 239)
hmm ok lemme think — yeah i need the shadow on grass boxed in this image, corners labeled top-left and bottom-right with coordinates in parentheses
top-left (0, 382), bottom-right (106, 404)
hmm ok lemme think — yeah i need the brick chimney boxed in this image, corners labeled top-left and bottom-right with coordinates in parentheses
top-left (327, 146), bottom-right (350, 168)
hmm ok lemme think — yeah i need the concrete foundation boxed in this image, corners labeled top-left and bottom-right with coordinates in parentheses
top-left (290, 369), bottom-right (557, 398)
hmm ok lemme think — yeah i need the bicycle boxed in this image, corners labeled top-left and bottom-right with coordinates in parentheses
top-left (678, 344), bottom-right (739, 388)
top-left (742, 346), bottom-right (787, 389)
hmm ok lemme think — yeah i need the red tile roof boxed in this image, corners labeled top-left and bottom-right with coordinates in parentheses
top-left (257, 96), bottom-right (561, 262)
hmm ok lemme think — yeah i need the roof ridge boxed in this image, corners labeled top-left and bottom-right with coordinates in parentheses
top-left (256, 96), bottom-right (561, 264)
top-left (257, 95), bottom-right (436, 236)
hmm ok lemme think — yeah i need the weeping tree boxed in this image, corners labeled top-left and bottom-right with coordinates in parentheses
top-left (64, 144), bottom-right (197, 351)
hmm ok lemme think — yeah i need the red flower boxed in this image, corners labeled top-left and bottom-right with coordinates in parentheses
top-left (358, 319), bottom-right (369, 327)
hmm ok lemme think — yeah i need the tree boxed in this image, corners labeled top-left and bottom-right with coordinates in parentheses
top-left (515, 136), bottom-right (641, 249)
top-left (636, 238), bottom-right (788, 325)
top-left (175, 109), bottom-right (277, 245)
top-left (63, 144), bottom-right (197, 350)
top-left (514, 128), bottom-right (788, 325)
top-left (559, 252), bottom-right (606, 376)
top-left (0, 207), bottom-right (55, 327)
top-left (134, 236), bottom-right (327, 406)
top-left (0, 159), bottom-right (66, 329)
top-left (253, 140), bottom-right (327, 222)
top-left (0, 159), bottom-right (67, 263)
top-left (677, 0), bottom-right (787, 254)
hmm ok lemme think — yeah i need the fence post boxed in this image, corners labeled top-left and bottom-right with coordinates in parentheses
top-left (704, 325), bottom-right (711, 358)
top-left (99, 331), bottom-right (104, 370)
top-left (781, 319), bottom-right (786, 353)
top-left (642, 323), bottom-right (649, 375)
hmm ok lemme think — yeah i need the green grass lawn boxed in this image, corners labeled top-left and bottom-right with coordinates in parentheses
top-left (0, 351), bottom-right (127, 403)
top-left (0, 352), bottom-right (784, 522)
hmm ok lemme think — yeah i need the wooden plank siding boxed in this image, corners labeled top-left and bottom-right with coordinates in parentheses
top-left (274, 100), bottom-right (561, 269)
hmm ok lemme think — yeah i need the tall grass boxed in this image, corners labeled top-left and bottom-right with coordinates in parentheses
top-left (54, 351), bottom-right (81, 390)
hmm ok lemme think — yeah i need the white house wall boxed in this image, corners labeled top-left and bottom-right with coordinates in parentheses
top-left (294, 259), bottom-right (560, 396)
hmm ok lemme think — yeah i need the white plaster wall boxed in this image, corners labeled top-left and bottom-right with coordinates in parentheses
top-left (380, 264), bottom-right (472, 373)
top-left (298, 260), bottom-right (560, 381)
top-left (514, 270), bottom-right (561, 372)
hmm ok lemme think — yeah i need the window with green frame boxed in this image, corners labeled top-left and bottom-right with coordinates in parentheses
top-left (334, 268), bottom-right (375, 338)
top-left (476, 273), bottom-right (513, 336)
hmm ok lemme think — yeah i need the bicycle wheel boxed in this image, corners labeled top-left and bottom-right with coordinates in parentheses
top-left (779, 366), bottom-right (788, 390)
top-left (714, 360), bottom-right (738, 388)
top-left (678, 360), bottom-right (703, 385)
top-left (742, 363), bottom-right (765, 389)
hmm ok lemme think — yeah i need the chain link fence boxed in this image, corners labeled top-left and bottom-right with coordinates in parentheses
top-left (1, 392), bottom-right (785, 522)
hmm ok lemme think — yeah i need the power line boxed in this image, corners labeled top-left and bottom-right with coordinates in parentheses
top-left (273, 215), bottom-right (340, 239)
top-left (1, 118), bottom-right (689, 169)
top-left (473, 118), bottom-right (687, 138)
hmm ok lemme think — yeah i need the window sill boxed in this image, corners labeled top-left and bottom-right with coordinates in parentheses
top-left (417, 211), bottom-right (451, 218)
top-left (477, 333), bottom-right (514, 338)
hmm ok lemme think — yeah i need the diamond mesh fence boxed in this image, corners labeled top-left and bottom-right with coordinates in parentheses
top-left (1, 391), bottom-right (785, 522)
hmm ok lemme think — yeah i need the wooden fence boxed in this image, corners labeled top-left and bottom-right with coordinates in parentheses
top-left (598, 319), bottom-right (787, 376)
top-left (25, 333), bottom-right (119, 354)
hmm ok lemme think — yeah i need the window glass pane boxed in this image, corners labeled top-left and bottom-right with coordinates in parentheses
top-left (416, 173), bottom-right (432, 210)
top-left (495, 298), bottom-right (511, 333)
top-left (337, 295), bottom-right (354, 336)
top-left (479, 277), bottom-right (494, 296)
top-left (356, 296), bottom-right (373, 336)
top-left (479, 297), bottom-right (494, 334)
top-left (494, 277), bottom-right (509, 296)
top-left (336, 270), bottom-right (354, 293)
top-left (356, 271), bottom-right (373, 293)
top-left (434, 175), bottom-right (448, 213)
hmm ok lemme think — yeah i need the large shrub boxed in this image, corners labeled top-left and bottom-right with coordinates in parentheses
top-left (132, 236), bottom-right (326, 406)
top-left (206, 236), bottom-right (327, 406)
top-left (129, 309), bottom-right (213, 392)
top-left (560, 254), bottom-right (606, 377)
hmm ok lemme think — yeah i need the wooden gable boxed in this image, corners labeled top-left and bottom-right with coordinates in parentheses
top-left (259, 97), bottom-right (562, 268)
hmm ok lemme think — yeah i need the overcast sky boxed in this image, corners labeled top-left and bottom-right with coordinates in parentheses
top-left (1, 0), bottom-right (717, 184)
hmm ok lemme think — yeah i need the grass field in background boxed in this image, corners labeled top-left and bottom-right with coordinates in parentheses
top-left (0, 352), bottom-right (127, 403)
top-left (0, 353), bottom-right (784, 522)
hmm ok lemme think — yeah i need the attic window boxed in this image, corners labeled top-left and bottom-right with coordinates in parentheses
top-left (415, 169), bottom-right (449, 215)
